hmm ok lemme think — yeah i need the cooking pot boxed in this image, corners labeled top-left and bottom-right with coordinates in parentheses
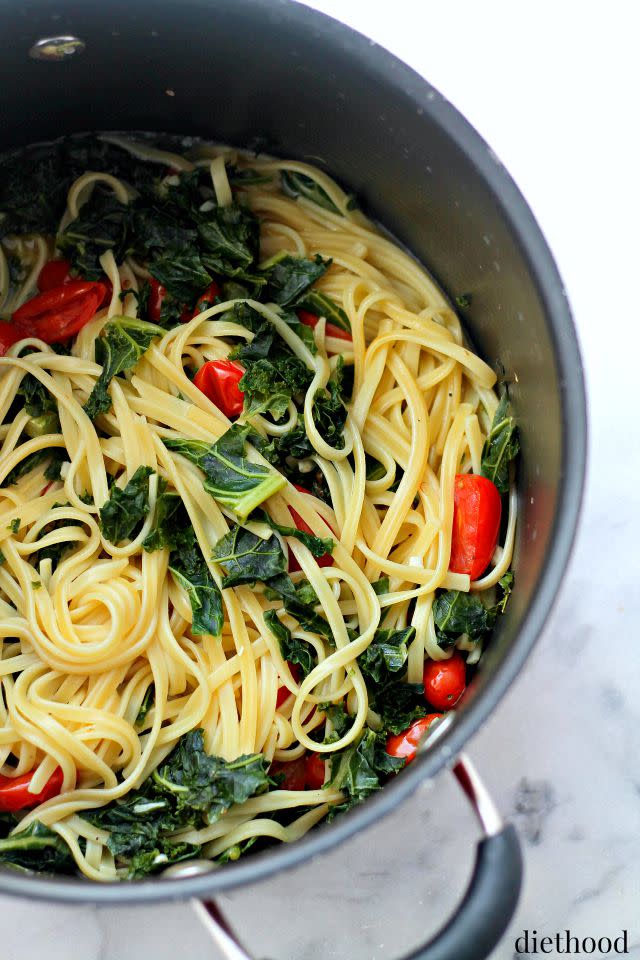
top-left (0, 1), bottom-right (587, 957)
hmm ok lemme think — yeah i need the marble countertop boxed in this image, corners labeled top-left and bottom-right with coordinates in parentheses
top-left (2, 2), bottom-right (638, 958)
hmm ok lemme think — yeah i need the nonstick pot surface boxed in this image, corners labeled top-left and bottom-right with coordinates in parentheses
top-left (0, 0), bottom-right (586, 903)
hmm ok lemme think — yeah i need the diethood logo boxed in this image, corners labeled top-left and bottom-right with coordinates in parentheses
top-left (515, 930), bottom-right (629, 955)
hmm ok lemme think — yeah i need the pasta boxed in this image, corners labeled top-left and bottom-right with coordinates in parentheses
top-left (0, 135), bottom-right (517, 880)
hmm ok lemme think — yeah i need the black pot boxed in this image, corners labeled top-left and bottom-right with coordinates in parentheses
top-left (0, 2), bottom-right (587, 958)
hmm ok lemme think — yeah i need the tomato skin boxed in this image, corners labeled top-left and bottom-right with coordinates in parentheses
top-left (385, 714), bottom-right (442, 764)
top-left (191, 281), bottom-right (221, 318)
top-left (423, 653), bottom-right (466, 711)
top-left (297, 309), bottom-right (352, 343)
top-left (12, 280), bottom-right (106, 344)
top-left (0, 767), bottom-right (63, 813)
top-left (193, 359), bottom-right (244, 417)
top-left (304, 753), bottom-right (326, 789)
top-left (147, 278), bottom-right (167, 323)
top-left (270, 756), bottom-right (307, 791)
top-left (449, 474), bottom-right (502, 581)
top-left (276, 661), bottom-right (301, 708)
top-left (0, 321), bottom-right (25, 356)
top-left (288, 484), bottom-right (335, 572)
top-left (37, 259), bottom-right (72, 292)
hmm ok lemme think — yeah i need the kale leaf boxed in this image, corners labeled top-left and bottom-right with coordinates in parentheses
top-left (0, 821), bottom-right (76, 873)
top-left (251, 508), bottom-right (334, 558)
top-left (84, 316), bottom-right (164, 419)
top-left (164, 424), bottom-right (286, 521)
top-left (295, 290), bottom-right (351, 334)
top-left (198, 204), bottom-right (260, 274)
top-left (264, 608), bottom-right (315, 676)
top-left (263, 254), bottom-right (330, 307)
top-left (99, 466), bottom-right (153, 543)
top-left (433, 590), bottom-right (496, 645)
top-left (481, 394), bottom-right (519, 493)
top-left (328, 729), bottom-right (404, 817)
top-left (358, 627), bottom-right (414, 685)
top-left (148, 248), bottom-right (211, 303)
top-left (280, 171), bottom-right (341, 214)
top-left (238, 356), bottom-right (313, 420)
top-left (212, 526), bottom-right (286, 588)
top-left (58, 189), bottom-right (131, 279)
top-left (84, 729), bottom-right (270, 877)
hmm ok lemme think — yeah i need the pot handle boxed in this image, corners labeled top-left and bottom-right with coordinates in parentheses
top-left (193, 754), bottom-right (522, 960)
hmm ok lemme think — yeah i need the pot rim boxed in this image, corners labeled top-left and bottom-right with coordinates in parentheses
top-left (0, 0), bottom-right (587, 905)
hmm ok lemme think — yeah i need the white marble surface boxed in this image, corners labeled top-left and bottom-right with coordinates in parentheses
top-left (2, 2), bottom-right (639, 958)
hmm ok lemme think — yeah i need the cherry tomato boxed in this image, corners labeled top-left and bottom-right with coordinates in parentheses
top-left (37, 259), bottom-right (72, 292)
top-left (0, 321), bottom-right (25, 356)
top-left (147, 278), bottom-right (167, 323)
top-left (270, 756), bottom-right (308, 791)
top-left (423, 653), bottom-right (466, 711)
top-left (12, 280), bottom-right (107, 344)
top-left (449, 474), bottom-right (502, 581)
top-left (0, 767), bottom-right (63, 813)
top-left (193, 359), bottom-right (245, 417)
top-left (385, 715), bottom-right (442, 764)
top-left (288, 484), bottom-right (335, 572)
top-left (276, 661), bottom-right (302, 708)
top-left (298, 309), bottom-right (353, 344)
top-left (304, 753), bottom-right (326, 789)
top-left (191, 281), bottom-right (221, 318)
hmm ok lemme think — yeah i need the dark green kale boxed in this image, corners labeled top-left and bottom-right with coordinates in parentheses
top-left (44, 451), bottom-right (68, 482)
top-left (0, 821), bottom-right (76, 874)
top-left (99, 466), bottom-right (153, 543)
top-left (148, 248), bottom-right (212, 302)
top-left (295, 290), bottom-right (351, 334)
top-left (84, 729), bottom-right (270, 878)
top-left (263, 254), bottom-right (330, 307)
top-left (197, 203), bottom-right (260, 276)
top-left (251, 507), bottom-right (334, 558)
top-left (226, 166), bottom-right (272, 186)
top-left (327, 729), bottom-right (404, 818)
top-left (433, 590), bottom-right (496, 647)
top-left (212, 526), bottom-right (286, 588)
top-left (481, 393), bottom-right (519, 493)
top-left (264, 609), bottom-right (315, 677)
top-left (238, 356), bottom-right (313, 420)
top-left (58, 189), bottom-right (131, 279)
top-left (84, 316), bottom-right (163, 419)
top-left (372, 577), bottom-right (390, 596)
top-left (143, 488), bottom-right (223, 637)
top-left (130, 205), bottom-right (197, 259)
top-left (280, 171), bottom-right (341, 214)
top-left (495, 571), bottom-right (514, 614)
top-left (135, 684), bottom-right (155, 728)
top-left (164, 424), bottom-right (286, 522)
top-left (357, 627), bottom-right (414, 685)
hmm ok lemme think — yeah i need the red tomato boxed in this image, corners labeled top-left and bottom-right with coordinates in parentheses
top-left (298, 309), bottom-right (352, 343)
top-left (193, 359), bottom-right (244, 417)
top-left (423, 653), bottom-right (466, 710)
top-left (0, 767), bottom-right (63, 813)
top-left (270, 756), bottom-right (307, 791)
top-left (385, 714), bottom-right (442, 764)
top-left (276, 661), bottom-right (302, 708)
top-left (12, 280), bottom-right (107, 344)
top-left (147, 278), bottom-right (167, 323)
top-left (288, 484), bottom-right (335, 572)
top-left (305, 753), bottom-right (326, 789)
top-left (191, 281), bottom-right (221, 318)
top-left (0, 321), bottom-right (25, 356)
top-left (449, 474), bottom-right (502, 581)
top-left (37, 259), bottom-right (72, 292)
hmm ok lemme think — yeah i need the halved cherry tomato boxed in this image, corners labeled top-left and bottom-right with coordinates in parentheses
top-left (304, 753), bottom-right (326, 789)
top-left (270, 756), bottom-right (308, 791)
top-left (298, 309), bottom-right (353, 343)
top-left (423, 653), bottom-right (466, 711)
top-left (147, 278), bottom-right (167, 323)
top-left (0, 767), bottom-right (63, 813)
top-left (191, 281), bottom-right (221, 318)
top-left (385, 714), bottom-right (442, 764)
top-left (193, 359), bottom-right (245, 417)
top-left (0, 321), bottom-right (25, 356)
top-left (276, 661), bottom-right (302, 708)
top-left (449, 474), bottom-right (502, 581)
top-left (12, 280), bottom-right (107, 344)
top-left (288, 484), bottom-right (335, 572)
top-left (37, 259), bottom-right (72, 292)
